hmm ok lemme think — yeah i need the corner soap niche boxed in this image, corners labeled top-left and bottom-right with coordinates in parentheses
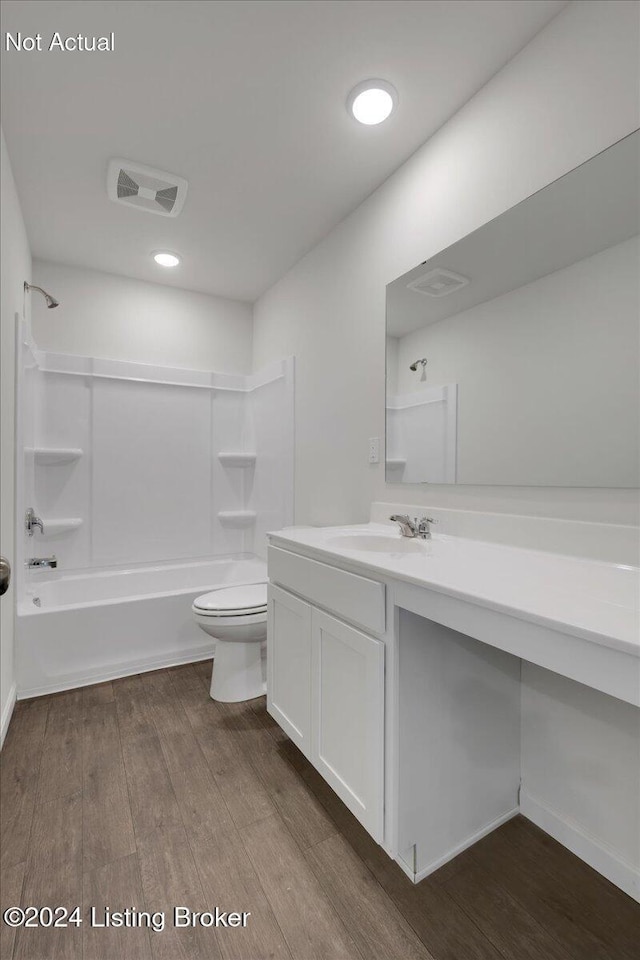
top-left (41, 518), bottom-right (83, 537)
top-left (217, 510), bottom-right (257, 527)
top-left (27, 447), bottom-right (83, 465)
top-left (218, 452), bottom-right (256, 467)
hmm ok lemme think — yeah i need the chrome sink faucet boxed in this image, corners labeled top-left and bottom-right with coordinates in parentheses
top-left (390, 514), bottom-right (438, 540)
top-left (26, 556), bottom-right (57, 569)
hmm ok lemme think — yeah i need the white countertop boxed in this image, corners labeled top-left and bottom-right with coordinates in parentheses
top-left (268, 523), bottom-right (640, 658)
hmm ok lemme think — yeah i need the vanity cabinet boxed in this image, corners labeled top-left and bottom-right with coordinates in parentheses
top-left (267, 576), bottom-right (385, 842)
top-left (311, 608), bottom-right (384, 841)
top-left (267, 584), bottom-right (312, 756)
top-left (267, 517), bottom-right (640, 901)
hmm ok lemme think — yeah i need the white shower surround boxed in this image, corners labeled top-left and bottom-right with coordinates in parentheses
top-left (16, 338), bottom-right (293, 697)
top-left (21, 342), bottom-right (294, 568)
top-left (386, 383), bottom-right (458, 484)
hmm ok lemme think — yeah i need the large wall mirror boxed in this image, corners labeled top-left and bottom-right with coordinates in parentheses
top-left (386, 131), bottom-right (639, 486)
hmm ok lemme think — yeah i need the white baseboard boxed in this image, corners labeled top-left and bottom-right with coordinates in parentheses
top-left (400, 806), bottom-right (520, 885)
top-left (17, 645), bottom-right (216, 700)
top-left (1, 682), bottom-right (17, 748)
top-left (521, 789), bottom-right (640, 903)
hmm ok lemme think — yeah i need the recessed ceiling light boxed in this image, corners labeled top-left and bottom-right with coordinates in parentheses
top-left (153, 251), bottom-right (180, 267)
top-left (347, 79), bottom-right (397, 125)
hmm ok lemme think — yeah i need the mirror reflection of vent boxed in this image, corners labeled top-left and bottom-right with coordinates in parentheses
top-left (107, 159), bottom-right (188, 217)
top-left (407, 268), bottom-right (469, 298)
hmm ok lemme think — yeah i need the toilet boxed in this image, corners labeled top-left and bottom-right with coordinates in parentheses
top-left (192, 581), bottom-right (267, 702)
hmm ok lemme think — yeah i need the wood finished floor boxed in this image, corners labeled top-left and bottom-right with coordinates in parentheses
top-left (1, 661), bottom-right (638, 960)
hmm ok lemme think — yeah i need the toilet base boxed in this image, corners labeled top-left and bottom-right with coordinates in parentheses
top-left (210, 638), bottom-right (265, 703)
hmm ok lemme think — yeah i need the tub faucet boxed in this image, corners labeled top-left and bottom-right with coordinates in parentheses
top-left (390, 514), bottom-right (438, 540)
top-left (27, 556), bottom-right (57, 569)
top-left (25, 507), bottom-right (44, 536)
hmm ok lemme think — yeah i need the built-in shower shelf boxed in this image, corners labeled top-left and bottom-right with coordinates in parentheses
top-left (27, 446), bottom-right (83, 465)
top-left (386, 458), bottom-right (407, 468)
top-left (42, 518), bottom-right (83, 536)
top-left (217, 510), bottom-right (257, 526)
top-left (218, 452), bottom-right (257, 467)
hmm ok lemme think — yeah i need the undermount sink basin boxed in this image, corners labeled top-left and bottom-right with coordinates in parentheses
top-left (327, 533), bottom-right (428, 553)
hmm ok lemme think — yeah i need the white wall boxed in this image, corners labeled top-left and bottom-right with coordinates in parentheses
top-left (31, 260), bottom-right (253, 373)
top-left (391, 237), bottom-right (639, 486)
top-left (253, 0), bottom-right (640, 526)
top-left (0, 128), bottom-right (31, 744)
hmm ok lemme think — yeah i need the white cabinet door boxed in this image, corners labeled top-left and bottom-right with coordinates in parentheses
top-left (267, 584), bottom-right (312, 758)
top-left (311, 608), bottom-right (385, 841)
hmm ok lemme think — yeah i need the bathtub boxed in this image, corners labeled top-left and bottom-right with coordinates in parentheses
top-left (16, 556), bottom-right (266, 698)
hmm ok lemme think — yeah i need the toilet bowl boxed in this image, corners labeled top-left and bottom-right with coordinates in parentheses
top-left (192, 582), bottom-right (267, 702)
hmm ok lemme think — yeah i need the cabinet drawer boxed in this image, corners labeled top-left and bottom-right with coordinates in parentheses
top-left (268, 546), bottom-right (385, 634)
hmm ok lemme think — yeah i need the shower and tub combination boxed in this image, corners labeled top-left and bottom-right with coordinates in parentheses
top-left (15, 313), bottom-right (294, 698)
top-left (19, 557), bottom-right (268, 694)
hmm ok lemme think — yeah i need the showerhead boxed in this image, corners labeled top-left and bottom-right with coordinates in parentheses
top-left (24, 282), bottom-right (59, 309)
top-left (409, 358), bottom-right (427, 371)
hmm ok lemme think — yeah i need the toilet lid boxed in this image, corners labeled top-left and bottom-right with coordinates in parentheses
top-left (193, 581), bottom-right (267, 616)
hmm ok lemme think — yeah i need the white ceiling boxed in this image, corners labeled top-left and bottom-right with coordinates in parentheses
top-left (1, 0), bottom-right (566, 302)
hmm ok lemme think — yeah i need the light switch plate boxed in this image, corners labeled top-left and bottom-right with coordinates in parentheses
top-left (369, 437), bottom-right (380, 464)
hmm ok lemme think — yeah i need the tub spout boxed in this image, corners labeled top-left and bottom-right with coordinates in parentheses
top-left (26, 556), bottom-right (57, 570)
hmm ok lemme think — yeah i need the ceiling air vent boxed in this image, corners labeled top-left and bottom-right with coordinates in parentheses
top-left (407, 267), bottom-right (469, 298)
top-left (107, 159), bottom-right (188, 217)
